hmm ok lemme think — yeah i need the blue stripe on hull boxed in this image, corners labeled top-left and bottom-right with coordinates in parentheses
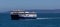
top-left (19, 17), bottom-right (36, 19)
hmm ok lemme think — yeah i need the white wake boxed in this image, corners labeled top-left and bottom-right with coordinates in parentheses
top-left (36, 18), bottom-right (56, 19)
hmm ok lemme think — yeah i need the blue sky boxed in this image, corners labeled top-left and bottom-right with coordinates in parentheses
top-left (0, 0), bottom-right (60, 12)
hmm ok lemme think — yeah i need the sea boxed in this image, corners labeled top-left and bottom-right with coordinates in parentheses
top-left (0, 13), bottom-right (60, 27)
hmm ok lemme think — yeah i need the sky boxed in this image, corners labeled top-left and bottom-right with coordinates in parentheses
top-left (0, 0), bottom-right (60, 12)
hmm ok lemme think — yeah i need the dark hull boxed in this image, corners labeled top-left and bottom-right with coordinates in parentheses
top-left (11, 15), bottom-right (20, 20)
top-left (11, 15), bottom-right (36, 20)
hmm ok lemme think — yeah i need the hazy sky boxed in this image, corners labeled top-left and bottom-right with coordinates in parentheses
top-left (0, 0), bottom-right (60, 12)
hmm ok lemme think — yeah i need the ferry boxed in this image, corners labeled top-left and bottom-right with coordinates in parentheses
top-left (10, 10), bottom-right (37, 20)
